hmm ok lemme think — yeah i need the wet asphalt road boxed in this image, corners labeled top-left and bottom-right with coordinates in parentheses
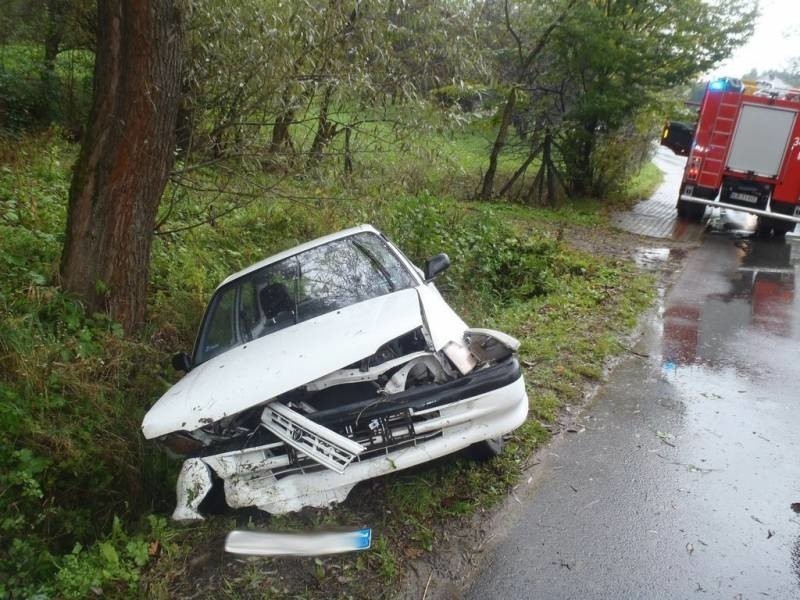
top-left (466, 166), bottom-right (800, 599)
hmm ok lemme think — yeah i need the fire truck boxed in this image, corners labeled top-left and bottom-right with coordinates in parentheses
top-left (661, 78), bottom-right (800, 236)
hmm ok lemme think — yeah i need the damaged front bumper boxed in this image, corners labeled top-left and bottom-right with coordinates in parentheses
top-left (172, 358), bottom-right (528, 520)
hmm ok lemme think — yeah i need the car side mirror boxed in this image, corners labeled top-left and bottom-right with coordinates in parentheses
top-left (424, 253), bottom-right (451, 282)
top-left (172, 352), bottom-right (192, 373)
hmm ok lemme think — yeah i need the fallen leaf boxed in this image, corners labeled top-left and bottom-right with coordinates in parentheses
top-left (656, 431), bottom-right (676, 447)
top-left (148, 540), bottom-right (160, 557)
top-left (767, 530), bottom-right (775, 539)
top-left (791, 503), bottom-right (800, 513)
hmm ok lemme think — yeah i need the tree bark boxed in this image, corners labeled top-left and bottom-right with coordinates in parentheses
top-left (308, 84), bottom-right (337, 166)
top-left (343, 124), bottom-right (353, 175)
top-left (498, 141), bottom-right (541, 198)
top-left (60, 0), bottom-right (183, 333)
top-left (43, 0), bottom-right (65, 73)
top-left (480, 87), bottom-right (516, 199)
top-left (568, 119), bottom-right (597, 196)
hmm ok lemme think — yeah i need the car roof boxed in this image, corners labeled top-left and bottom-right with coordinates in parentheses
top-left (217, 224), bottom-right (381, 290)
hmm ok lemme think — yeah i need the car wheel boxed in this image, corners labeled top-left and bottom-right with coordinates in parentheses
top-left (467, 436), bottom-right (505, 461)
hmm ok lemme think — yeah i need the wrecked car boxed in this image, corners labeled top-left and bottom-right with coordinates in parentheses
top-left (142, 225), bottom-right (528, 520)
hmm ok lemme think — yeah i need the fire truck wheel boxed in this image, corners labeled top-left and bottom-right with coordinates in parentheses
top-left (677, 198), bottom-right (705, 222)
top-left (770, 219), bottom-right (796, 237)
top-left (755, 217), bottom-right (773, 237)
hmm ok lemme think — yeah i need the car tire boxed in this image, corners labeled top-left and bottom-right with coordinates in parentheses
top-left (466, 436), bottom-right (505, 461)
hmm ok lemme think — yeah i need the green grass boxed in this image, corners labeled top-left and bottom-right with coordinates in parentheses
top-left (0, 127), bottom-right (655, 599)
top-left (619, 161), bottom-right (664, 205)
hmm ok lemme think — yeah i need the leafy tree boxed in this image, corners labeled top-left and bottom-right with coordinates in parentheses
top-left (553, 0), bottom-right (755, 196)
top-left (0, 0), bottom-right (94, 128)
top-left (482, 0), bottom-right (756, 202)
top-left (479, 0), bottom-right (577, 200)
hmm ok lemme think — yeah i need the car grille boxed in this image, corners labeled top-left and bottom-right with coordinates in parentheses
top-left (271, 409), bottom-right (443, 479)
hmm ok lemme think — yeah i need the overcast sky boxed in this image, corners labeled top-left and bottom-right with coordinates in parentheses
top-left (709, 0), bottom-right (799, 77)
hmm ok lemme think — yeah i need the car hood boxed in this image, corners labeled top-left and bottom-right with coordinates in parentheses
top-left (142, 287), bottom-right (435, 439)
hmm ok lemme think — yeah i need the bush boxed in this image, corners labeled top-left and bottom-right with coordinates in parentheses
top-left (431, 83), bottom-right (497, 112)
top-left (385, 192), bottom-right (574, 302)
top-left (0, 45), bottom-right (93, 133)
top-left (0, 135), bottom-right (177, 596)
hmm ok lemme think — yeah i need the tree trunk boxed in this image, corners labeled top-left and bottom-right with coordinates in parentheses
top-left (526, 131), bottom-right (563, 206)
top-left (60, 0), bottom-right (183, 333)
top-left (480, 87), bottom-right (516, 200)
top-left (37, 0), bottom-right (67, 121)
top-left (568, 119), bottom-right (597, 196)
top-left (43, 3), bottom-right (63, 73)
top-left (498, 141), bottom-right (541, 198)
top-left (308, 84), bottom-right (337, 166)
top-left (343, 124), bottom-right (353, 175)
top-left (266, 87), bottom-right (297, 167)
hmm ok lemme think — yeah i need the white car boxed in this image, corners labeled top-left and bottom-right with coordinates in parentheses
top-left (142, 225), bottom-right (528, 520)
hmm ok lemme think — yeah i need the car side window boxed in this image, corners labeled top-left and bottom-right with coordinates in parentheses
top-left (238, 279), bottom-right (260, 340)
top-left (202, 286), bottom-right (237, 360)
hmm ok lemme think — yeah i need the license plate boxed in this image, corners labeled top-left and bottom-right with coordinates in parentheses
top-left (225, 528), bottom-right (372, 556)
top-left (730, 191), bottom-right (758, 203)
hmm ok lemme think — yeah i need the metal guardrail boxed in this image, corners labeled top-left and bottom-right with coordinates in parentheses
top-left (679, 195), bottom-right (800, 224)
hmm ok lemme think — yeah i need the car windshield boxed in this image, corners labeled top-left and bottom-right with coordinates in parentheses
top-left (194, 232), bottom-right (418, 364)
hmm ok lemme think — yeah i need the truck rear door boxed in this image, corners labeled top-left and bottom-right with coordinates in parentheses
top-left (727, 104), bottom-right (797, 178)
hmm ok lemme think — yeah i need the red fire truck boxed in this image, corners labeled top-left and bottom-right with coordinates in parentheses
top-left (661, 77), bottom-right (800, 235)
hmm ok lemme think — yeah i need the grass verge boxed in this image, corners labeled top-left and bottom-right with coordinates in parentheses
top-left (1, 130), bottom-right (655, 598)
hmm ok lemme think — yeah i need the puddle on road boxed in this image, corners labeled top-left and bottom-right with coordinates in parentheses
top-left (633, 247), bottom-right (670, 268)
top-left (652, 233), bottom-right (800, 596)
top-left (632, 247), bottom-right (688, 270)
